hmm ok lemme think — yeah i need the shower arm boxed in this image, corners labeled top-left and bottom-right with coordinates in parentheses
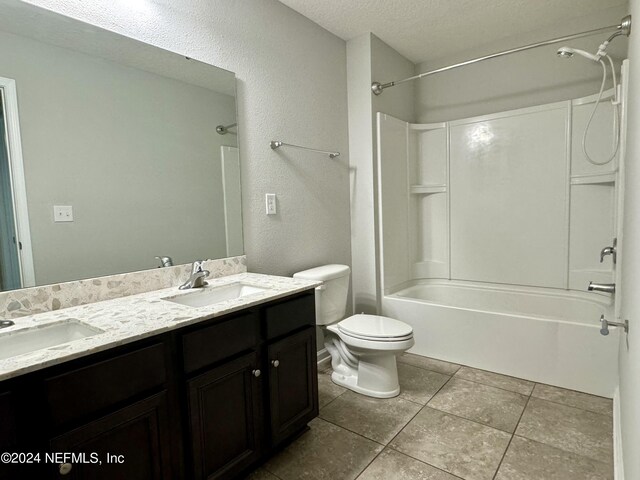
top-left (371, 15), bottom-right (631, 95)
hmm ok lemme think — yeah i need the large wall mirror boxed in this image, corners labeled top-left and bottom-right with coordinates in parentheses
top-left (0, 1), bottom-right (242, 292)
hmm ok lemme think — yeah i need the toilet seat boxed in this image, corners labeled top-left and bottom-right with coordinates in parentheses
top-left (338, 314), bottom-right (413, 342)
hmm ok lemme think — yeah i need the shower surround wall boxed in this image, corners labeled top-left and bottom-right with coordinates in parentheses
top-left (377, 89), bottom-right (621, 396)
top-left (379, 91), bottom-right (618, 293)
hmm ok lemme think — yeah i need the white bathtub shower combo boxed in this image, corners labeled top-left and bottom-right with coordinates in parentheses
top-left (376, 73), bottom-right (628, 397)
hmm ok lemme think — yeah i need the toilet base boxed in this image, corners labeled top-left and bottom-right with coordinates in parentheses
top-left (330, 369), bottom-right (400, 398)
top-left (325, 331), bottom-right (410, 398)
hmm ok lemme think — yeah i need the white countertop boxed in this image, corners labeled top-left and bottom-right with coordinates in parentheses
top-left (0, 273), bottom-right (320, 382)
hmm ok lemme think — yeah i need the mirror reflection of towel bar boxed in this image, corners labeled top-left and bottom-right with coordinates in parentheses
top-left (216, 123), bottom-right (237, 135)
top-left (270, 140), bottom-right (340, 159)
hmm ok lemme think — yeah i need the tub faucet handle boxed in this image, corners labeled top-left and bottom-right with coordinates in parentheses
top-left (600, 314), bottom-right (628, 336)
top-left (600, 239), bottom-right (617, 264)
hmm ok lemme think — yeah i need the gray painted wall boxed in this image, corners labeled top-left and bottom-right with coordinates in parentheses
top-left (25, 0), bottom-right (352, 281)
top-left (415, 6), bottom-right (629, 123)
top-left (0, 29), bottom-right (237, 285)
top-left (23, 0), bottom-right (352, 351)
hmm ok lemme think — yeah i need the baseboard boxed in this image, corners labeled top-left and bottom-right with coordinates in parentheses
top-left (614, 387), bottom-right (625, 480)
top-left (317, 348), bottom-right (330, 370)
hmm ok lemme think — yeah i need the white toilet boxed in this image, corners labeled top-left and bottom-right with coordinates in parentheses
top-left (293, 264), bottom-right (414, 398)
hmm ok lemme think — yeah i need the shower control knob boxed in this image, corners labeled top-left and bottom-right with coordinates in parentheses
top-left (252, 369), bottom-right (261, 378)
top-left (271, 360), bottom-right (280, 368)
top-left (600, 239), bottom-right (617, 264)
top-left (599, 314), bottom-right (629, 336)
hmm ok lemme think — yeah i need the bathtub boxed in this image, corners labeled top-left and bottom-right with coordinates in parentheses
top-left (382, 280), bottom-right (618, 397)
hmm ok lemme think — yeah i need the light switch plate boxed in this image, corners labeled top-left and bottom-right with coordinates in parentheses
top-left (265, 194), bottom-right (277, 215)
top-left (53, 205), bottom-right (74, 222)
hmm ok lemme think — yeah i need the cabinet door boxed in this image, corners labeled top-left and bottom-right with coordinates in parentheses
top-left (0, 390), bottom-right (24, 480)
top-left (49, 392), bottom-right (172, 480)
top-left (187, 352), bottom-right (262, 480)
top-left (268, 327), bottom-right (318, 446)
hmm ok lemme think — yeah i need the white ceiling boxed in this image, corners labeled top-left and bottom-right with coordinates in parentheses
top-left (278, 0), bottom-right (628, 64)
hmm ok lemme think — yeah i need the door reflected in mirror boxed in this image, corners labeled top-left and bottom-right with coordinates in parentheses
top-left (0, 1), bottom-right (242, 292)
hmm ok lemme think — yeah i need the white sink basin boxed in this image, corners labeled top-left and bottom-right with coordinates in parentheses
top-left (0, 320), bottom-right (104, 360)
top-left (163, 282), bottom-right (269, 308)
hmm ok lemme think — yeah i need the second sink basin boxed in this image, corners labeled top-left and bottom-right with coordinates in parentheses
top-left (163, 282), bottom-right (270, 308)
top-left (0, 320), bottom-right (104, 360)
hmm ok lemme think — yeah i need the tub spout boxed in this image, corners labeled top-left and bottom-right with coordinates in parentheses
top-left (588, 282), bottom-right (615, 294)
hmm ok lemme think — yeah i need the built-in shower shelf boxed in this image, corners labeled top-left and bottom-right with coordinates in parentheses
top-left (410, 184), bottom-right (447, 194)
top-left (570, 173), bottom-right (616, 185)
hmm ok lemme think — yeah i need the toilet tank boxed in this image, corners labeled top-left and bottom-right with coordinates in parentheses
top-left (293, 265), bottom-right (350, 325)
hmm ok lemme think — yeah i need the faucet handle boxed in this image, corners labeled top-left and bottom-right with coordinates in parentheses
top-left (191, 260), bottom-right (205, 274)
top-left (599, 239), bottom-right (617, 264)
top-left (155, 256), bottom-right (173, 268)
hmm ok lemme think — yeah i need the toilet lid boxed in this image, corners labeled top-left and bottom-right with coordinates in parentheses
top-left (338, 314), bottom-right (413, 341)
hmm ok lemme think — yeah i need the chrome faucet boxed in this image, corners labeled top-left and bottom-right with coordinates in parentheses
top-left (600, 239), bottom-right (617, 264)
top-left (179, 261), bottom-right (210, 290)
top-left (600, 314), bottom-right (628, 335)
top-left (156, 255), bottom-right (174, 268)
top-left (588, 282), bottom-right (616, 294)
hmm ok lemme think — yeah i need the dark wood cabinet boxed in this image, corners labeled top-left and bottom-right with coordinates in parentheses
top-left (0, 290), bottom-right (317, 480)
top-left (187, 352), bottom-right (262, 480)
top-left (267, 328), bottom-right (318, 446)
top-left (49, 392), bottom-right (173, 480)
top-left (0, 390), bottom-right (21, 480)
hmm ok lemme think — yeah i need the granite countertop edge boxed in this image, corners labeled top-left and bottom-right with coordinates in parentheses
top-left (0, 273), bottom-right (320, 382)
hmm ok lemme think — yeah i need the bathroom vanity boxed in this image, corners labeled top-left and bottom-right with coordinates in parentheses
top-left (0, 274), bottom-right (320, 480)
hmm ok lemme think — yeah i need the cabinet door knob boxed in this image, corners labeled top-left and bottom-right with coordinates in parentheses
top-left (271, 359), bottom-right (280, 368)
top-left (59, 463), bottom-right (73, 475)
top-left (252, 369), bottom-right (261, 377)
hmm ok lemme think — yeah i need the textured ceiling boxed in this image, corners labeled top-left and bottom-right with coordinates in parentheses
top-left (4, 0), bottom-right (236, 95)
top-left (278, 0), bottom-right (628, 63)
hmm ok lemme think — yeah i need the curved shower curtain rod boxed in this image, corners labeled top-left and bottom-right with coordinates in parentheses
top-left (371, 15), bottom-right (632, 95)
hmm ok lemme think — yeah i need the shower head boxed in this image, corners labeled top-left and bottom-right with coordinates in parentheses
top-left (556, 46), bottom-right (601, 61)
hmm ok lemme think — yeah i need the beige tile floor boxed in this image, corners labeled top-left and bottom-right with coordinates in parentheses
top-left (248, 353), bottom-right (614, 480)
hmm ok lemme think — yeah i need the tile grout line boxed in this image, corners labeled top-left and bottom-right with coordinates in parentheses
top-left (491, 394), bottom-right (532, 480)
top-left (402, 354), bottom-right (538, 387)
top-left (385, 374), bottom-right (457, 448)
top-left (510, 433), bottom-right (615, 468)
top-left (400, 357), bottom-right (534, 397)
top-left (325, 374), bottom-right (457, 450)
top-left (425, 373), bottom-right (528, 434)
top-left (316, 416), bottom-right (387, 448)
top-left (532, 380), bottom-right (614, 401)
top-left (352, 443), bottom-right (387, 480)
top-left (263, 416), bottom-right (387, 480)
top-left (451, 373), bottom-right (534, 397)
top-left (354, 374), bottom-right (465, 479)
top-left (528, 391), bottom-right (613, 417)
top-left (310, 418), bottom-right (391, 480)
top-left (260, 467), bottom-right (285, 480)
top-left (318, 385), bottom-right (349, 411)
top-left (404, 354), bottom-right (613, 405)
top-left (383, 446), bottom-right (466, 480)
top-left (419, 403), bottom-right (517, 436)
top-left (397, 358), bottom-right (461, 376)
